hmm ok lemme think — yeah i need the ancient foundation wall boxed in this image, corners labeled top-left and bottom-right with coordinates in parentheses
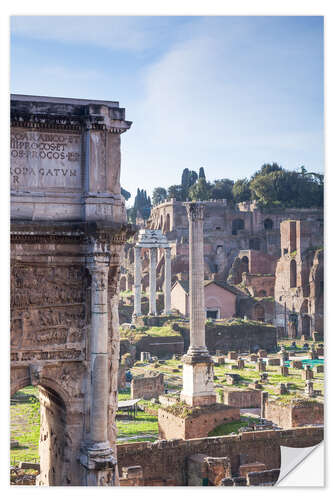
top-left (264, 400), bottom-right (324, 428)
top-left (117, 427), bottom-right (323, 486)
top-left (179, 323), bottom-right (277, 354)
top-left (131, 373), bottom-right (164, 400)
top-left (223, 388), bottom-right (261, 408)
top-left (135, 335), bottom-right (184, 359)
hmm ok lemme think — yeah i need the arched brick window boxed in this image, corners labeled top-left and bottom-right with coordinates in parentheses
top-left (290, 259), bottom-right (297, 288)
top-left (232, 218), bottom-right (244, 235)
top-left (264, 218), bottom-right (273, 230)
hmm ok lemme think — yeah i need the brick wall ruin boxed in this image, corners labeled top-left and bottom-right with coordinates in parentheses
top-left (117, 426), bottom-right (323, 486)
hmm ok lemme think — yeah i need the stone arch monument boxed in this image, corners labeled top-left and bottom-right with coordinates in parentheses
top-left (10, 95), bottom-right (134, 486)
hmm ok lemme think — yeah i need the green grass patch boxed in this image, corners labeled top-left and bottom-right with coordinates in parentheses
top-left (208, 417), bottom-right (260, 437)
top-left (11, 386), bottom-right (40, 464)
top-left (116, 411), bottom-right (158, 443)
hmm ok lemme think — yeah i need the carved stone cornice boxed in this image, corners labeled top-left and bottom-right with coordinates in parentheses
top-left (10, 220), bottom-right (137, 246)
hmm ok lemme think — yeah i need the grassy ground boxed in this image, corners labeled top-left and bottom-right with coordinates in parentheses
top-left (208, 417), bottom-right (260, 437)
top-left (10, 386), bottom-right (40, 465)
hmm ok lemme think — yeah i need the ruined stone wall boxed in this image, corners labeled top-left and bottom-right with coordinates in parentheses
top-left (179, 322), bottom-right (277, 354)
top-left (274, 220), bottom-right (323, 337)
top-left (117, 427), bottom-right (323, 486)
top-left (242, 274), bottom-right (275, 297)
top-left (134, 335), bottom-right (184, 359)
top-left (264, 399), bottom-right (324, 428)
top-left (147, 201), bottom-right (322, 287)
top-left (158, 405), bottom-right (239, 440)
top-left (223, 388), bottom-right (261, 408)
top-left (131, 373), bottom-right (164, 400)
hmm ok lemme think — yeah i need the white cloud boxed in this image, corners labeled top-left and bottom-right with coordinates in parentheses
top-left (10, 16), bottom-right (183, 52)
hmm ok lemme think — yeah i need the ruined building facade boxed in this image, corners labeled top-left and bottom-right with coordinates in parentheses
top-left (274, 220), bottom-right (323, 338)
top-left (10, 95), bottom-right (134, 485)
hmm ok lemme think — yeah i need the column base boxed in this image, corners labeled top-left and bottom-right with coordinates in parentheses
top-left (79, 441), bottom-right (117, 486)
top-left (180, 356), bottom-right (216, 407)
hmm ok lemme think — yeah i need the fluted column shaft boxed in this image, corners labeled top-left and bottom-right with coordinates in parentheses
top-left (133, 246), bottom-right (142, 316)
top-left (164, 247), bottom-right (171, 314)
top-left (149, 247), bottom-right (157, 315)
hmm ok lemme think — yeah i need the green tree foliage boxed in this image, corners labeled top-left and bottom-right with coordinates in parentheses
top-left (152, 187), bottom-right (167, 206)
top-left (210, 178), bottom-right (234, 200)
top-left (181, 168), bottom-right (198, 193)
top-left (199, 167), bottom-right (206, 180)
top-left (188, 178), bottom-right (211, 201)
top-left (250, 167), bottom-right (323, 208)
top-left (121, 187), bottom-right (131, 201)
top-left (251, 162), bottom-right (283, 180)
top-left (128, 188), bottom-right (152, 223)
top-left (232, 178), bottom-right (251, 203)
top-left (167, 184), bottom-right (187, 201)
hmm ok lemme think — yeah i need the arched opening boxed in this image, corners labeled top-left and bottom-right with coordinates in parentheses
top-left (264, 218), bottom-right (273, 230)
top-left (241, 256), bottom-right (249, 274)
top-left (232, 218), bottom-right (245, 235)
top-left (159, 216), bottom-right (163, 230)
top-left (249, 238), bottom-right (261, 251)
top-left (165, 213), bottom-right (171, 233)
top-left (128, 248), bottom-right (134, 264)
top-left (10, 383), bottom-right (68, 486)
top-left (119, 276), bottom-right (127, 292)
top-left (254, 304), bottom-right (265, 322)
top-left (290, 259), bottom-right (297, 288)
top-left (301, 315), bottom-right (311, 338)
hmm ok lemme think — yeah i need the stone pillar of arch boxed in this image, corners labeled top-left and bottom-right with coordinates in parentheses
top-left (133, 247), bottom-right (142, 318)
top-left (80, 240), bottom-right (117, 486)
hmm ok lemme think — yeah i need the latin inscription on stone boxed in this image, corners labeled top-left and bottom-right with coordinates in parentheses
top-left (10, 128), bottom-right (82, 191)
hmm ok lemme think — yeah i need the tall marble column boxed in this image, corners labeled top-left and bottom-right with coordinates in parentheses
top-left (80, 246), bottom-right (116, 485)
top-left (149, 247), bottom-right (157, 315)
top-left (133, 246), bottom-right (142, 318)
top-left (164, 247), bottom-right (172, 315)
top-left (180, 202), bottom-right (216, 407)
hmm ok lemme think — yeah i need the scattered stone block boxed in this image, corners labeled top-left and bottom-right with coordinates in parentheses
top-left (304, 381), bottom-right (314, 397)
top-left (268, 358), bottom-right (280, 366)
top-left (279, 366), bottom-right (289, 377)
top-left (258, 350), bottom-right (267, 358)
top-left (302, 365), bottom-right (313, 380)
top-left (226, 373), bottom-right (241, 385)
top-left (257, 360), bottom-right (266, 372)
top-left (237, 358), bottom-right (245, 370)
top-left (276, 383), bottom-right (288, 395)
top-left (260, 372), bottom-right (268, 383)
top-left (228, 351), bottom-right (237, 360)
top-left (249, 380), bottom-right (262, 390)
top-left (291, 360), bottom-right (303, 369)
top-left (249, 354), bottom-right (258, 362)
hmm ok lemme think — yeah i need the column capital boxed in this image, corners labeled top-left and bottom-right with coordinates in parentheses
top-left (184, 202), bottom-right (204, 221)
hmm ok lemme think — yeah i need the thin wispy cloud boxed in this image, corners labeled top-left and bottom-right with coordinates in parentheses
top-left (11, 16), bottom-right (323, 198)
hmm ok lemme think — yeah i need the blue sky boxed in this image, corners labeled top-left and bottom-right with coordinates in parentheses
top-left (10, 16), bottom-right (324, 202)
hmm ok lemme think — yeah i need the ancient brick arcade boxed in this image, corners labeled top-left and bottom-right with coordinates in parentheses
top-left (10, 95), bottom-right (133, 485)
